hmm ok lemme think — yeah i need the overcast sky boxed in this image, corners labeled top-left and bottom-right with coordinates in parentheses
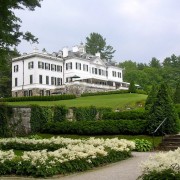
top-left (15, 0), bottom-right (180, 63)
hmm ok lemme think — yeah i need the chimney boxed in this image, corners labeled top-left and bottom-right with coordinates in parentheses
top-left (95, 52), bottom-right (101, 58)
top-left (72, 45), bottom-right (79, 52)
top-left (62, 47), bottom-right (68, 57)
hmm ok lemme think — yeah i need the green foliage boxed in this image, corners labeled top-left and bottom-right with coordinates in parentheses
top-left (174, 81), bottom-right (180, 104)
top-left (103, 110), bottom-right (147, 120)
top-left (128, 81), bottom-right (136, 93)
top-left (43, 120), bottom-right (147, 135)
top-left (145, 84), bottom-right (159, 110)
top-left (0, 94), bottom-right (76, 102)
top-left (139, 169), bottom-right (180, 180)
top-left (74, 106), bottom-right (97, 121)
top-left (0, 150), bottom-right (130, 177)
top-left (85, 32), bottom-right (115, 60)
top-left (53, 105), bottom-right (68, 122)
top-left (134, 139), bottom-right (152, 152)
top-left (81, 90), bottom-right (129, 97)
top-left (0, 103), bottom-right (12, 137)
top-left (30, 105), bottom-right (50, 133)
top-left (147, 83), bottom-right (179, 135)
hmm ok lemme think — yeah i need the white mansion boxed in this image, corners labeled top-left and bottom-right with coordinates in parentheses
top-left (12, 44), bottom-right (129, 97)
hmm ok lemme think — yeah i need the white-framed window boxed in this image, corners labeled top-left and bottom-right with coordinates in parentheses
top-left (66, 62), bottom-right (72, 70)
top-left (92, 67), bottom-right (95, 74)
top-left (38, 61), bottom-right (44, 69)
top-left (14, 65), bottom-right (18, 72)
top-left (46, 76), bottom-right (49, 85)
top-left (51, 64), bottom-right (56, 71)
top-left (76, 62), bottom-right (81, 70)
top-left (51, 77), bottom-right (56, 85)
top-left (28, 61), bottom-right (34, 69)
top-left (39, 75), bottom-right (43, 84)
top-left (112, 71), bottom-right (117, 77)
top-left (45, 63), bottom-right (50, 70)
top-left (15, 78), bottom-right (18, 86)
top-left (30, 75), bottom-right (33, 84)
top-left (83, 64), bottom-right (88, 71)
top-left (29, 90), bottom-right (33, 96)
top-left (57, 78), bottom-right (62, 85)
top-left (95, 68), bottom-right (97, 74)
top-left (118, 72), bottom-right (121, 78)
top-left (57, 65), bottom-right (62, 72)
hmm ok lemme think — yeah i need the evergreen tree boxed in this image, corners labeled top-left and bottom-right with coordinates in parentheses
top-left (128, 81), bottom-right (136, 93)
top-left (147, 83), bottom-right (179, 135)
top-left (85, 32), bottom-right (115, 60)
top-left (145, 84), bottom-right (159, 110)
top-left (174, 81), bottom-right (180, 104)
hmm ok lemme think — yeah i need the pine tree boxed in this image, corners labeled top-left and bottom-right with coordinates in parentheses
top-left (147, 83), bottom-right (179, 135)
top-left (174, 81), bottom-right (180, 104)
top-left (145, 84), bottom-right (159, 110)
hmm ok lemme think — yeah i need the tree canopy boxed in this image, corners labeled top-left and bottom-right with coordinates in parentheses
top-left (85, 32), bottom-right (116, 60)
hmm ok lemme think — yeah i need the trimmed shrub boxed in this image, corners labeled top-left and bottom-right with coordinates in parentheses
top-left (42, 120), bottom-right (147, 135)
top-left (53, 105), bottom-right (68, 122)
top-left (30, 105), bottom-right (50, 133)
top-left (0, 103), bottom-right (13, 137)
top-left (81, 90), bottom-right (129, 97)
top-left (0, 94), bottom-right (76, 102)
top-left (103, 110), bottom-right (147, 120)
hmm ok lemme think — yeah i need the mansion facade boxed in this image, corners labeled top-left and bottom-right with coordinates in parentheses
top-left (12, 44), bottom-right (129, 97)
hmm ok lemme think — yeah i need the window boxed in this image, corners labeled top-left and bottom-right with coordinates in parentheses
top-left (29, 90), bottom-right (33, 96)
top-left (112, 71), bottom-right (117, 77)
top-left (118, 72), bottom-right (121, 78)
top-left (57, 65), bottom-right (62, 72)
top-left (38, 61), bottom-right (44, 69)
top-left (45, 63), bottom-right (50, 70)
top-left (83, 64), bottom-right (88, 71)
top-left (46, 90), bottom-right (50, 96)
top-left (30, 75), bottom-right (33, 84)
top-left (40, 90), bottom-right (44, 96)
top-left (14, 65), bottom-right (18, 72)
top-left (92, 67), bottom-right (95, 74)
top-left (57, 78), bottom-right (62, 85)
top-left (15, 78), bottom-right (18, 86)
top-left (51, 77), bottom-right (56, 85)
top-left (76, 62), bottom-right (81, 70)
top-left (51, 64), bottom-right (56, 71)
top-left (95, 68), bottom-right (97, 74)
top-left (28, 62), bottom-right (34, 69)
top-left (66, 62), bottom-right (72, 70)
top-left (39, 75), bottom-right (43, 84)
top-left (106, 71), bottom-right (108, 77)
top-left (46, 76), bottom-right (49, 85)
top-left (99, 69), bottom-right (102, 75)
top-left (15, 92), bottom-right (18, 97)
top-left (24, 91), bottom-right (28, 97)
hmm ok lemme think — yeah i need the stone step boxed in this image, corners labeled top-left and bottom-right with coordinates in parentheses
top-left (162, 142), bottom-right (180, 146)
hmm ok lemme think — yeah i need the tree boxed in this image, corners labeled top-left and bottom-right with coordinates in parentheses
top-left (149, 57), bottom-right (161, 68)
top-left (85, 32), bottom-right (116, 60)
top-left (174, 81), bottom-right (180, 104)
top-left (128, 81), bottom-right (136, 93)
top-left (0, 0), bottom-right (41, 51)
top-left (145, 84), bottom-right (158, 110)
top-left (146, 83), bottom-right (179, 135)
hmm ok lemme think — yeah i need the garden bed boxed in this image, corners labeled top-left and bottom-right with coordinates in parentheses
top-left (0, 137), bottom-right (135, 177)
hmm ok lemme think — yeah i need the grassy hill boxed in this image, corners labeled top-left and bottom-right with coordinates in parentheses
top-left (7, 93), bottom-right (147, 109)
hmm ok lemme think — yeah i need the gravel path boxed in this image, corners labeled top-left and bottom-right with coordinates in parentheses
top-left (0, 152), bottom-right (155, 180)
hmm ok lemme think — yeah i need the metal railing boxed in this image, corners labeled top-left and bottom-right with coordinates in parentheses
top-left (152, 117), bottom-right (167, 150)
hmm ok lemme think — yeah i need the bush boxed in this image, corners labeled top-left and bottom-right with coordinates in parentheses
top-left (42, 120), bottom-right (148, 135)
top-left (53, 105), bottom-right (68, 122)
top-left (0, 103), bottom-right (13, 137)
top-left (81, 90), bottom-right (129, 97)
top-left (30, 105), bottom-right (50, 133)
top-left (134, 139), bottom-right (152, 152)
top-left (103, 110), bottom-right (147, 120)
top-left (0, 94), bottom-right (76, 102)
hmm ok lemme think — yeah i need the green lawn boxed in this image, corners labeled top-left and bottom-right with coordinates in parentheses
top-left (7, 93), bottom-right (147, 109)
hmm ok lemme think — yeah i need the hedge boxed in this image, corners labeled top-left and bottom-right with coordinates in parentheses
top-left (0, 94), bottom-right (76, 102)
top-left (42, 120), bottom-right (148, 135)
top-left (81, 90), bottom-right (129, 97)
top-left (103, 110), bottom-right (148, 120)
